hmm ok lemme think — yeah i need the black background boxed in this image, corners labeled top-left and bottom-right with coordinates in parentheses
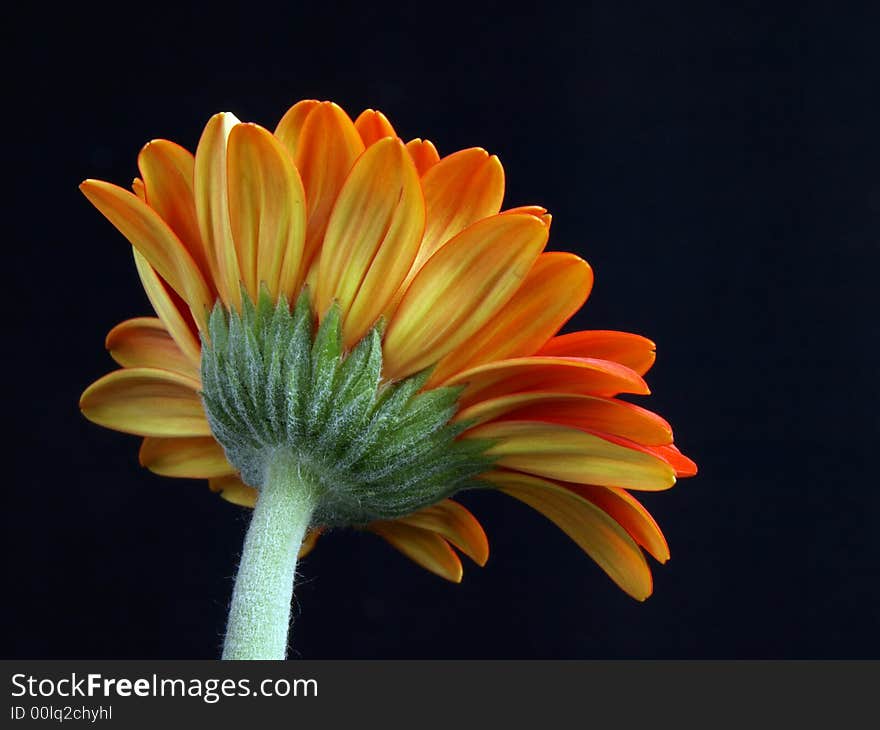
top-left (5, 2), bottom-right (878, 659)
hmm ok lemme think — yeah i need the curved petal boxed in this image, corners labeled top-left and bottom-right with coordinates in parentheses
top-left (395, 499), bottom-right (489, 566)
top-left (106, 317), bottom-right (200, 380)
top-left (384, 213), bottom-right (548, 379)
top-left (132, 177), bottom-right (146, 200)
top-left (569, 484), bottom-right (669, 563)
top-left (80, 180), bottom-right (212, 328)
top-left (317, 137), bottom-right (425, 345)
top-left (80, 368), bottom-right (210, 437)
top-left (293, 102), bottom-right (365, 270)
top-left (483, 470), bottom-right (653, 600)
top-left (645, 444), bottom-right (698, 477)
top-left (274, 99), bottom-right (320, 157)
top-left (137, 139), bottom-right (211, 282)
top-left (567, 429), bottom-right (697, 479)
top-left (139, 436), bottom-right (234, 478)
top-left (414, 148), bottom-right (505, 268)
top-left (368, 521), bottom-right (463, 583)
top-left (405, 138), bottom-right (440, 176)
top-left (299, 528), bottom-right (323, 558)
top-left (227, 123), bottom-right (307, 302)
top-left (194, 112), bottom-right (243, 308)
top-left (132, 249), bottom-right (203, 364)
top-left (537, 330), bottom-right (657, 376)
top-left (456, 392), bottom-right (672, 446)
top-left (209, 474), bottom-right (257, 507)
top-left (429, 252), bottom-right (593, 384)
top-left (354, 108), bottom-right (396, 146)
top-left (446, 356), bottom-right (650, 409)
top-left (464, 420), bottom-right (676, 491)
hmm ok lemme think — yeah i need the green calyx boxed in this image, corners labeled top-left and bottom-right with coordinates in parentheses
top-left (199, 288), bottom-right (493, 527)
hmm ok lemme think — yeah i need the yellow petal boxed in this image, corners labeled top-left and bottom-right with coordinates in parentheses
top-left (106, 317), bottom-right (200, 380)
top-left (570, 484), bottom-right (669, 563)
top-left (274, 99), bottom-right (320, 156)
top-left (209, 474), bottom-right (257, 508)
top-left (139, 436), bottom-right (234, 478)
top-left (465, 420), bottom-right (676, 490)
top-left (416, 148), bottom-right (505, 266)
top-left (227, 123), bottom-right (307, 302)
top-left (194, 111), bottom-right (242, 308)
top-left (483, 470), bottom-right (653, 600)
top-left (429, 252), bottom-right (593, 383)
top-left (80, 180), bottom-right (212, 329)
top-left (455, 391), bottom-right (673, 446)
top-left (396, 499), bottom-right (489, 565)
top-left (137, 139), bottom-right (212, 282)
top-left (354, 108), bottom-right (397, 146)
top-left (384, 213), bottom-right (548, 379)
top-left (445, 356), bottom-right (650, 408)
top-left (317, 137), bottom-right (425, 346)
top-left (293, 102), bottom-right (365, 271)
top-left (132, 249), bottom-right (203, 364)
top-left (406, 138), bottom-right (440, 176)
top-left (369, 521), bottom-right (463, 583)
top-left (80, 368), bottom-right (210, 437)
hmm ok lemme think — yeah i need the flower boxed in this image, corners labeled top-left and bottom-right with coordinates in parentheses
top-left (80, 100), bottom-right (696, 602)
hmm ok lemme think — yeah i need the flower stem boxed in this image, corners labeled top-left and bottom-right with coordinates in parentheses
top-left (222, 452), bottom-right (316, 660)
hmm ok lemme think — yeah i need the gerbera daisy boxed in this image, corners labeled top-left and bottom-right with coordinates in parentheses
top-left (79, 100), bottom-right (696, 659)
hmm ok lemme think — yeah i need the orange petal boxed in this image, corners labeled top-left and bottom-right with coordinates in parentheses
top-left (456, 391), bottom-right (672, 446)
top-left (647, 444), bottom-right (698, 477)
top-left (317, 137), bottom-right (425, 345)
top-left (139, 436), bottom-right (234, 478)
top-left (384, 214), bottom-right (548, 379)
top-left (299, 528), bottom-right (323, 558)
top-left (80, 180), bottom-right (212, 329)
top-left (502, 205), bottom-right (548, 219)
top-left (483, 470), bottom-right (653, 600)
top-left (537, 330), bottom-right (657, 376)
top-left (132, 177), bottom-right (146, 200)
top-left (396, 499), bottom-right (489, 565)
top-left (368, 521), bottom-right (463, 583)
top-left (293, 102), bottom-right (365, 271)
top-left (209, 474), bottom-right (257, 508)
top-left (80, 368), bottom-right (209, 437)
top-left (429, 252), bottom-right (593, 384)
top-left (408, 148), bottom-right (505, 276)
top-left (132, 249), bottom-right (203, 364)
top-left (194, 111), bottom-right (242, 308)
top-left (570, 429), bottom-right (697, 479)
top-left (227, 123), bottom-right (307, 302)
top-left (406, 138), bottom-right (440, 176)
top-left (354, 108), bottom-right (397, 146)
top-left (106, 317), bottom-right (200, 380)
top-left (464, 420), bottom-right (676, 490)
top-left (446, 356), bottom-right (650, 409)
top-left (569, 484), bottom-right (669, 563)
top-left (137, 139), bottom-right (211, 283)
top-left (274, 99), bottom-right (320, 157)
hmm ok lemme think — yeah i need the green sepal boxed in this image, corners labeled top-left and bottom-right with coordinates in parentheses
top-left (199, 291), bottom-right (494, 527)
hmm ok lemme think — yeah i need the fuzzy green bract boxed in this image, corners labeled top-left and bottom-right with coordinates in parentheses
top-left (199, 288), bottom-right (494, 527)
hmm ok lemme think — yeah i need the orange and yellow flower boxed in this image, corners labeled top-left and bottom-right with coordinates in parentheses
top-left (80, 100), bottom-right (696, 601)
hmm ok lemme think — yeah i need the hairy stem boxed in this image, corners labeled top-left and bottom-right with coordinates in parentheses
top-left (222, 452), bottom-right (316, 660)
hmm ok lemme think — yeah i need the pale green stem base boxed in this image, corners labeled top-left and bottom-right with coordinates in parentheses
top-left (222, 453), bottom-right (317, 660)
